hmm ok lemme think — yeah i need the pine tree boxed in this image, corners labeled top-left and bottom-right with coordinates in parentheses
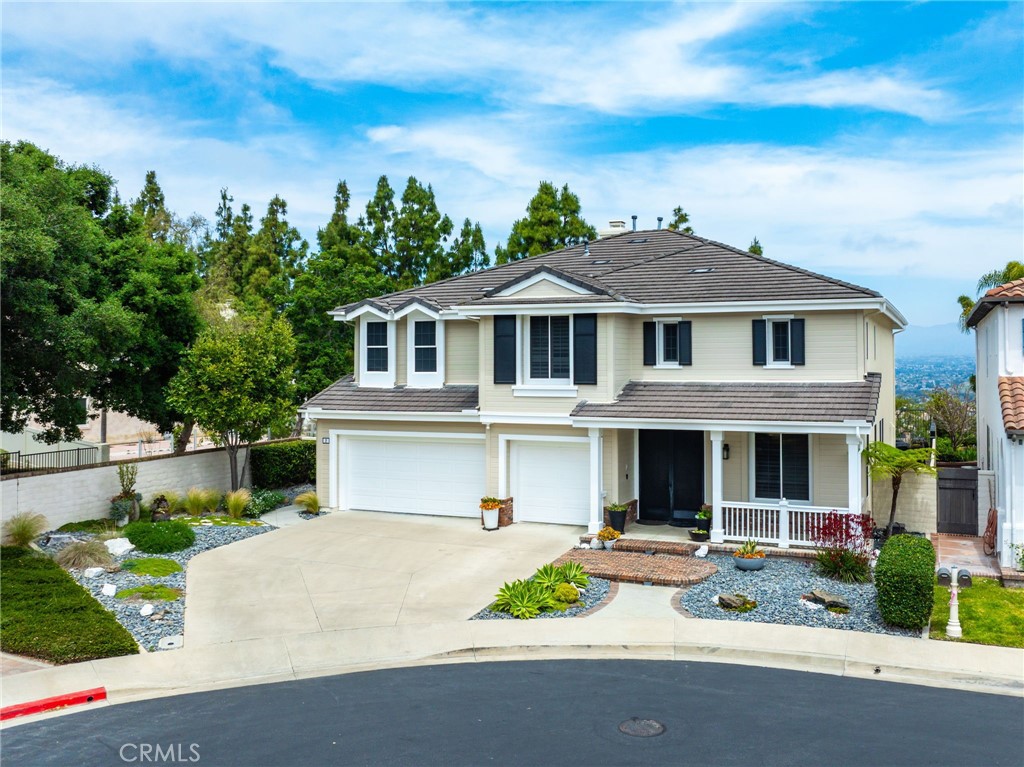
top-left (361, 175), bottom-right (398, 285)
top-left (748, 237), bottom-right (763, 256)
top-left (494, 181), bottom-right (596, 264)
top-left (131, 170), bottom-right (172, 242)
top-left (393, 177), bottom-right (453, 287)
top-left (441, 218), bottom-right (488, 281)
top-left (242, 196), bottom-right (308, 312)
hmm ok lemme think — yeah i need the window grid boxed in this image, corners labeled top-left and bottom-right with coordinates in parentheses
top-left (365, 321), bottom-right (388, 372)
top-left (413, 320), bottom-right (437, 373)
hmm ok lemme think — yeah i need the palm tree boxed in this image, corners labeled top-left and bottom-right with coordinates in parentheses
top-left (957, 261), bottom-right (1024, 332)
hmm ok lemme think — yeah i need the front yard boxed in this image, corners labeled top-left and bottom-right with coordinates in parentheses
top-left (929, 578), bottom-right (1024, 648)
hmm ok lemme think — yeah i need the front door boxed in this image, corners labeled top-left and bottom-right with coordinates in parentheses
top-left (639, 430), bottom-right (704, 524)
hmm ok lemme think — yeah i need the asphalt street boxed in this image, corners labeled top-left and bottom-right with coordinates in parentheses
top-left (3, 660), bottom-right (1021, 767)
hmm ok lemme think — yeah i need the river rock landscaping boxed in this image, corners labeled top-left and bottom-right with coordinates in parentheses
top-left (680, 554), bottom-right (919, 637)
top-left (38, 522), bottom-right (274, 651)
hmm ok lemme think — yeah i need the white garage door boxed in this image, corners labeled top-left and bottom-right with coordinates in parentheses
top-left (343, 435), bottom-right (485, 517)
top-left (511, 441), bottom-right (590, 525)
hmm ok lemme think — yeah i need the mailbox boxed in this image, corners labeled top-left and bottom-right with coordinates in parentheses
top-left (937, 567), bottom-right (951, 587)
top-left (957, 569), bottom-right (972, 588)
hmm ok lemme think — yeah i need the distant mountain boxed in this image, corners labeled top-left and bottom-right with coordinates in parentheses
top-left (896, 323), bottom-right (974, 359)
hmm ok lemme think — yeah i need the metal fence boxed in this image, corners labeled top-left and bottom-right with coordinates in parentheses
top-left (0, 446), bottom-right (100, 475)
top-left (896, 407), bottom-right (932, 447)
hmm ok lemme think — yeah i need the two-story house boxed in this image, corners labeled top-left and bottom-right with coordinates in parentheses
top-left (301, 227), bottom-right (903, 548)
top-left (967, 279), bottom-right (1024, 568)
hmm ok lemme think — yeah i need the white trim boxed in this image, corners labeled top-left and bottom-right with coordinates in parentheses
top-left (762, 313), bottom-right (795, 320)
top-left (512, 385), bottom-right (578, 398)
top-left (394, 303), bottom-right (440, 320)
top-left (304, 408), bottom-right (481, 423)
top-left (480, 412), bottom-right (575, 426)
top-left (764, 317), bottom-right (793, 367)
top-left (748, 432), bottom-right (813, 505)
top-left (359, 316), bottom-right (396, 388)
top-left (524, 314), bottom-right (573, 386)
top-left (405, 313), bottom-right (445, 389)
top-left (331, 429), bottom-right (485, 440)
top-left (632, 429), bottom-right (640, 501)
top-left (495, 272), bottom-right (593, 297)
top-left (589, 428), bottom-right (603, 533)
top-left (346, 304), bottom-right (391, 320)
top-left (655, 318), bottom-right (684, 368)
top-left (710, 430), bottom-right (724, 543)
top-left (571, 415), bottom-right (870, 434)
top-left (846, 433), bottom-right (864, 515)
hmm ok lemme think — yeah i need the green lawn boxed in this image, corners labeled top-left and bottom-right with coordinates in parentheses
top-left (0, 546), bottom-right (139, 663)
top-left (930, 578), bottom-right (1024, 649)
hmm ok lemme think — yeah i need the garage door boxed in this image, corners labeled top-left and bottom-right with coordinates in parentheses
top-left (343, 435), bottom-right (485, 517)
top-left (511, 441), bottom-right (590, 525)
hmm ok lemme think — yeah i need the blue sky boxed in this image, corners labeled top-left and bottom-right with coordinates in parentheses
top-left (3, 1), bottom-right (1021, 329)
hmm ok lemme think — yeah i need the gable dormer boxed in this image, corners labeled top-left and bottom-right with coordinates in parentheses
top-left (487, 265), bottom-right (611, 301)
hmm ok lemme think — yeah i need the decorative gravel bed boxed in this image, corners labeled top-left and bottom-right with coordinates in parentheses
top-left (680, 554), bottom-right (919, 637)
top-left (471, 577), bottom-right (612, 620)
top-left (38, 523), bottom-right (274, 651)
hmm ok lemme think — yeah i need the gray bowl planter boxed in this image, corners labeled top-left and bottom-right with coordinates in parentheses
top-left (734, 557), bottom-right (766, 571)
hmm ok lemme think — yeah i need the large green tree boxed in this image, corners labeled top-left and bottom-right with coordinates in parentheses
top-left (287, 182), bottom-right (389, 404)
top-left (0, 141), bottom-right (140, 443)
top-left (360, 175), bottom-right (398, 287)
top-left (242, 195), bottom-right (308, 312)
top-left (957, 261), bottom-right (1024, 331)
top-left (494, 181), bottom-right (596, 264)
top-left (392, 177), bottom-right (453, 288)
top-left (441, 218), bottom-right (489, 281)
top-left (168, 314), bottom-right (296, 489)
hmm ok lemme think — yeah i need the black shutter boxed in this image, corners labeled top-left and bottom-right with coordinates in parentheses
top-left (790, 319), bottom-right (805, 366)
top-left (643, 321), bottom-right (656, 366)
top-left (678, 321), bottom-right (692, 366)
top-left (752, 319), bottom-right (767, 366)
top-left (781, 434), bottom-right (810, 501)
top-left (573, 314), bottom-right (597, 385)
top-left (493, 316), bottom-right (516, 384)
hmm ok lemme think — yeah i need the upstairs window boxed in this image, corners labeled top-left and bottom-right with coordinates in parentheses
top-left (770, 320), bottom-right (790, 364)
top-left (529, 316), bottom-right (571, 381)
top-left (753, 433), bottom-right (810, 502)
top-left (365, 321), bottom-right (388, 372)
top-left (413, 321), bottom-right (437, 372)
top-left (662, 322), bottom-right (679, 364)
top-left (752, 318), bottom-right (805, 367)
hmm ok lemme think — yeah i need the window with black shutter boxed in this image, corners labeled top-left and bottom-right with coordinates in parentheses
top-left (757, 318), bottom-right (805, 367)
top-left (529, 316), bottom-right (571, 381)
top-left (754, 433), bottom-right (810, 502)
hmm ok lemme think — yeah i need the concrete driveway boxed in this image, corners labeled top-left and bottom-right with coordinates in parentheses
top-left (184, 511), bottom-right (582, 647)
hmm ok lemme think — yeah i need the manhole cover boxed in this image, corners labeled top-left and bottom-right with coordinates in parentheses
top-left (618, 718), bottom-right (665, 737)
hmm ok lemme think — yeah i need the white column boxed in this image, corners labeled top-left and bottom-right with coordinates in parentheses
top-left (710, 430), bottom-right (725, 543)
top-left (589, 428), bottom-right (604, 533)
top-left (846, 433), bottom-right (863, 515)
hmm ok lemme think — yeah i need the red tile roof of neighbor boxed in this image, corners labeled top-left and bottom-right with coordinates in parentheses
top-left (998, 377), bottom-right (1024, 433)
top-left (967, 279), bottom-right (1024, 327)
top-left (984, 279), bottom-right (1024, 298)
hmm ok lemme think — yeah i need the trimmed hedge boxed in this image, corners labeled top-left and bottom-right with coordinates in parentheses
top-left (123, 521), bottom-right (195, 554)
top-left (0, 546), bottom-right (139, 663)
top-left (875, 534), bottom-right (936, 629)
top-left (250, 439), bottom-right (315, 489)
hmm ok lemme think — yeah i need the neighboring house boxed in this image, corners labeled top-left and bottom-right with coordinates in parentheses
top-left (302, 227), bottom-right (904, 546)
top-left (967, 279), bottom-right (1024, 567)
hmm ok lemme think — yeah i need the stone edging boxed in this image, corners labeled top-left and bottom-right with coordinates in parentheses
top-left (574, 581), bottom-right (619, 618)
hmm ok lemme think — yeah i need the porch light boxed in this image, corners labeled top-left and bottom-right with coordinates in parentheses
top-left (723, 443), bottom-right (730, 460)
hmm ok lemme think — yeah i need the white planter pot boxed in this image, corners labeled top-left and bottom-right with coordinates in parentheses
top-left (482, 508), bottom-right (500, 530)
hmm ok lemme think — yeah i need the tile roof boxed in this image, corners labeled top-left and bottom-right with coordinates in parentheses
top-left (333, 229), bottom-right (882, 315)
top-left (302, 377), bottom-right (479, 412)
top-left (572, 374), bottom-right (882, 424)
top-left (998, 377), bottom-right (1024, 433)
top-left (966, 279), bottom-right (1024, 327)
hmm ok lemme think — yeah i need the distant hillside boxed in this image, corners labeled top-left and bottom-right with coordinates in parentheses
top-left (897, 323), bottom-right (973, 358)
top-left (896, 355), bottom-right (974, 399)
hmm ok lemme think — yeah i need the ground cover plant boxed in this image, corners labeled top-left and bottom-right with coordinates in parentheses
top-left (123, 521), bottom-right (195, 553)
top-left (177, 516), bottom-right (263, 527)
top-left (57, 519), bottom-right (117, 534)
top-left (115, 584), bottom-right (182, 601)
top-left (0, 546), bottom-right (138, 663)
top-left (122, 558), bottom-right (182, 577)
top-left (930, 578), bottom-right (1024, 648)
top-left (246, 488), bottom-right (287, 517)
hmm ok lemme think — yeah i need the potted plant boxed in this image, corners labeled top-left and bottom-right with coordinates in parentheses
top-left (480, 497), bottom-right (502, 531)
top-left (606, 501), bottom-right (629, 533)
top-left (733, 539), bottom-right (766, 571)
top-left (109, 463), bottom-right (142, 527)
top-left (597, 525), bottom-right (621, 549)
top-left (690, 504), bottom-right (712, 541)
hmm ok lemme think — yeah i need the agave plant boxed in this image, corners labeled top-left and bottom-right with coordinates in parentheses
top-left (532, 563), bottom-right (565, 591)
top-left (493, 579), bottom-right (553, 619)
top-left (558, 561), bottom-right (590, 589)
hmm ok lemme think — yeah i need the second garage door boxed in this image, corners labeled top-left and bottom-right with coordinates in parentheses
top-left (511, 440), bottom-right (590, 525)
top-left (343, 435), bottom-right (484, 517)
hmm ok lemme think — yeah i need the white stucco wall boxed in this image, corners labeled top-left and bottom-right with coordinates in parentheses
top-left (0, 447), bottom-right (249, 531)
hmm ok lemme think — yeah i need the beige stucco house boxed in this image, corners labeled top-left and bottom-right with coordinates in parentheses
top-left (302, 227), bottom-right (904, 545)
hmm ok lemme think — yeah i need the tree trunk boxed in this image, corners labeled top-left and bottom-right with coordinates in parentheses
top-left (174, 417), bottom-right (195, 456)
top-left (293, 413), bottom-right (304, 438)
top-left (226, 443), bottom-right (239, 491)
top-left (239, 443), bottom-right (251, 489)
top-left (886, 475), bottom-right (902, 538)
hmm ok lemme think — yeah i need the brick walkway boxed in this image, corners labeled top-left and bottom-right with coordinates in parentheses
top-left (554, 548), bottom-right (718, 586)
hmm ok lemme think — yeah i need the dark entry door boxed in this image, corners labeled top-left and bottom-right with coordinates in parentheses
top-left (937, 467), bottom-right (978, 535)
top-left (639, 430), bottom-right (704, 523)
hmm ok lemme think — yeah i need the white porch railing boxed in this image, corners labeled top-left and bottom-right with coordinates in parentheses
top-left (721, 501), bottom-right (849, 548)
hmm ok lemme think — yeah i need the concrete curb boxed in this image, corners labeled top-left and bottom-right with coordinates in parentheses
top-left (2, 617), bottom-right (1020, 727)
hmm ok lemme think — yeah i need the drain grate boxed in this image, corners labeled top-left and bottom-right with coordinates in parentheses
top-left (618, 718), bottom-right (665, 738)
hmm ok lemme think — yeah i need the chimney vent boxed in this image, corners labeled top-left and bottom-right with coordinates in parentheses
top-left (657, 216), bottom-right (663, 230)
top-left (583, 240), bottom-right (590, 257)
top-left (631, 215), bottom-right (638, 232)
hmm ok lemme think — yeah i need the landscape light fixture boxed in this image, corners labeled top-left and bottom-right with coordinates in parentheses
top-left (723, 444), bottom-right (730, 460)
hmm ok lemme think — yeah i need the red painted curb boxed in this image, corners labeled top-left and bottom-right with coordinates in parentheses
top-left (0, 687), bottom-right (107, 721)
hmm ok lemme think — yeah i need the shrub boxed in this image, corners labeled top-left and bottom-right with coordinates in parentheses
top-left (57, 519), bottom-right (115, 535)
top-left (202, 488), bottom-right (222, 514)
top-left (553, 582), bottom-right (579, 604)
top-left (875, 534), bottom-right (936, 629)
top-left (182, 487), bottom-right (220, 516)
top-left (250, 439), bottom-right (315, 489)
top-left (115, 584), bottom-right (182, 601)
top-left (123, 521), bottom-right (195, 554)
top-left (533, 563), bottom-right (565, 591)
top-left (54, 541), bottom-right (113, 570)
top-left (493, 579), bottom-right (554, 619)
top-left (246, 488), bottom-right (287, 517)
top-left (122, 558), bottom-right (182, 577)
top-left (1, 512), bottom-right (48, 547)
top-left (1, 546), bottom-right (138, 663)
top-left (224, 489), bottom-right (252, 519)
top-left (294, 491), bottom-right (320, 514)
top-left (558, 561), bottom-right (589, 589)
top-left (151, 491), bottom-right (182, 516)
top-left (811, 511), bottom-right (874, 584)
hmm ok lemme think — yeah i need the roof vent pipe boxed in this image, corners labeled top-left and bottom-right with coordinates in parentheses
top-left (631, 215), bottom-right (637, 232)
top-left (584, 240), bottom-right (590, 257)
top-left (657, 216), bottom-right (663, 230)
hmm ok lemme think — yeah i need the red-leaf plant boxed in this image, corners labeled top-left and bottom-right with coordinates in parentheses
top-left (809, 510), bottom-right (875, 567)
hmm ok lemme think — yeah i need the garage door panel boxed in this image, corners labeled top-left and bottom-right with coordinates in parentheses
top-left (343, 436), bottom-right (484, 517)
top-left (513, 441), bottom-right (589, 526)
